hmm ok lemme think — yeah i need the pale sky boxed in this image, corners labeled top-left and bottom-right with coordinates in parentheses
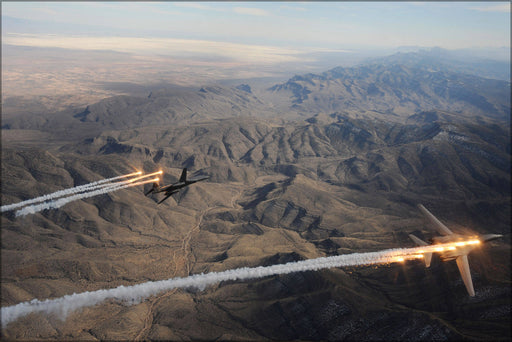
top-left (2, 2), bottom-right (510, 55)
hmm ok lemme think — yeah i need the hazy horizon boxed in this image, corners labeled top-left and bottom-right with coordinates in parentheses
top-left (3, 2), bottom-right (510, 55)
top-left (2, 1), bottom-right (510, 112)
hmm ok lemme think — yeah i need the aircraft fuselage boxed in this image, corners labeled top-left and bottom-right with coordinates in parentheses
top-left (157, 178), bottom-right (208, 195)
top-left (145, 168), bottom-right (209, 204)
top-left (410, 204), bottom-right (502, 296)
top-left (430, 233), bottom-right (501, 261)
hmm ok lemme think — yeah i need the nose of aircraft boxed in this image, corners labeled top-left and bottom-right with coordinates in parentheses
top-left (480, 234), bottom-right (503, 242)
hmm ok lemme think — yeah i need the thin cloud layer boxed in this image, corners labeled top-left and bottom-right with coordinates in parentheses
top-left (469, 3), bottom-right (510, 13)
top-left (2, 2), bottom-right (509, 49)
top-left (233, 7), bottom-right (271, 17)
top-left (2, 34), bottom-right (313, 65)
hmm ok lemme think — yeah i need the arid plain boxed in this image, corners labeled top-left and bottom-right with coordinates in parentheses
top-left (2, 41), bottom-right (510, 341)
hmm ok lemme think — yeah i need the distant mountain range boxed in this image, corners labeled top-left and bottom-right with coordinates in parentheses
top-left (364, 47), bottom-right (510, 81)
top-left (2, 85), bottom-right (277, 136)
top-left (269, 63), bottom-right (510, 121)
top-left (3, 58), bottom-right (510, 136)
top-left (2, 49), bottom-right (510, 340)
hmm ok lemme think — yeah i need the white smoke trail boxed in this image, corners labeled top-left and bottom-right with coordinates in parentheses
top-left (1, 172), bottom-right (142, 213)
top-left (15, 178), bottom-right (158, 217)
top-left (1, 242), bottom-right (460, 328)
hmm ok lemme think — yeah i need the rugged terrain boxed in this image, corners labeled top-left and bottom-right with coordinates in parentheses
top-left (268, 64), bottom-right (510, 121)
top-left (1, 60), bottom-right (510, 340)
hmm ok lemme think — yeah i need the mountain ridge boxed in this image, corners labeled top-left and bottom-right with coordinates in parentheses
top-left (2, 56), bottom-right (510, 340)
top-left (268, 63), bottom-right (510, 121)
top-left (363, 47), bottom-right (511, 81)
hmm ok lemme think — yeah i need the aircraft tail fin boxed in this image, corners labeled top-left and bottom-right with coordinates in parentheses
top-left (409, 234), bottom-right (432, 267)
top-left (179, 168), bottom-right (187, 183)
top-left (145, 183), bottom-right (160, 196)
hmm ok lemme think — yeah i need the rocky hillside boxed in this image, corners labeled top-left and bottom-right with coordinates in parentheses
top-left (2, 112), bottom-right (510, 339)
top-left (1, 57), bottom-right (510, 340)
top-left (68, 114), bottom-right (510, 210)
top-left (1, 85), bottom-right (279, 135)
top-left (364, 47), bottom-right (511, 81)
top-left (268, 64), bottom-right (510, 121)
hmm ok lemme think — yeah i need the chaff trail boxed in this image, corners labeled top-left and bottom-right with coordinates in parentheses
top-left (1, 241), bottom-right (472, 327)
top-left (1, 171), bottom-right (143, 212)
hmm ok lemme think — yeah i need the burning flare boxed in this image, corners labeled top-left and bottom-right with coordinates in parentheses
top-left (15, 178), bottom-right (158, 217)
top-left (1, 171), bottom-right (143, 213)
top-left (1, 240), bottom-right (481, 327)
top-left (1, 171), bottom-right (161, 217)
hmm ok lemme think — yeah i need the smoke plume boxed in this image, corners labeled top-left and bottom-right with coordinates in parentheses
top-left (15, 178), bottom-right (157, 217)
top-left (1, 243), bottom-right (457, 328)
top-left (1, 172), bottom-right (142, 213)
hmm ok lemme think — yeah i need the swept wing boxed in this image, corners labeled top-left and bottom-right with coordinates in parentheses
top-left (413, 204), bottom-right (477, 296)
top-left (417, 204), bottom-right (454, 236)
top-left (455, 255), bottom-right (475, 296)
top-left (157, 190), bottom-right (179, 204)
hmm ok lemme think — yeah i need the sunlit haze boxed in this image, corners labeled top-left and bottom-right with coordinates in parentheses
top-left (1, 2), bottom-right (510, 338)
top-left (2, 1), bottom-right (510, 56)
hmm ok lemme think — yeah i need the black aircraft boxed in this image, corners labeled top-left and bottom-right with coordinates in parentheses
top-left (145, 168), bottom-right (209, 204)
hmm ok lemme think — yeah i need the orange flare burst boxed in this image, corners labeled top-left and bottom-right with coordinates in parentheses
top-left (124, 171), bottom-right (163, 184)
top-left (118, 171), bottom-right (144, 179)
top-left (126, 178), bottom-right (160, 188)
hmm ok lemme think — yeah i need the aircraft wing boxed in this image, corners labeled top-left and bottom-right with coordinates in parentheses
top-left (418, 204), bottom-right (454, 236)
top-left (157, 191), bottom-right (179, 204)
top-left (190, 176), bottom-right (209, 182)
top-left (157, 184), bottom-right (174, 193)
top-left (455, 255), bottom-right (476, 296)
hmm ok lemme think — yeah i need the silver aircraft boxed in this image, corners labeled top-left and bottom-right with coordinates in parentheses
top-left (145, 168), bottom-right (209, 204)
top-left (409, 204), bottom-right (502, 296)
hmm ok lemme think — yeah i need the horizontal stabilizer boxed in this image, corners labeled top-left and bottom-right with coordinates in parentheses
top-left (145, 183), bottom-right (160, 196)
top-left (409, 234), bottom-right (428, 246)
top-left (409, 234), bottom-right (432, 267)
top-left (423, 252), bottom-right (432, 268)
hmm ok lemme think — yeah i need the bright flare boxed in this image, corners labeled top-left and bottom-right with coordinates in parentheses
top-left (123, 171), bottom-right (163, 184)
top-left (14, 176), bottom-right (159, 217)
top-left (1, 171), bottom-right (146, 213)
top-left (1, 239), bottom-right (485, 327)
